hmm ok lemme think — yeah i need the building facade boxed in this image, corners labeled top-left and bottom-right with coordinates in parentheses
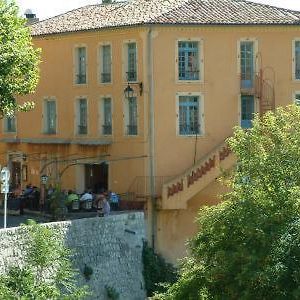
top-left (1, 0), bottom-right (300, 262)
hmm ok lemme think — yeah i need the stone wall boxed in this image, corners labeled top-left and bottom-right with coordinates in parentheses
top-left (0, 212), bottom-right (146, 300)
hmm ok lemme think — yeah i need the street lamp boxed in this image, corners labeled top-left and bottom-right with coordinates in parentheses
top-left (40, 174), bottom-right (48, 212)
top-left (124, 84), bottom-right (134, 99)
top-left (124, 82), bottom-right (143, 98)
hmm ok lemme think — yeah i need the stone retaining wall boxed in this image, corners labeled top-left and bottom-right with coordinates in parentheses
top-left (0, 212), bottom-right (146, 300)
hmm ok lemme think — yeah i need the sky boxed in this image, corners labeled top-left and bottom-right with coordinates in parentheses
top-left (15, 0), bottom-right (300, 21)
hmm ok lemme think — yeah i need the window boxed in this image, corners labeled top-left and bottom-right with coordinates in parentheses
top-left (77, 98), bottom-right (88, 135)
top-left (241, 95), bottom-right (255, 129)
top-left (126, 43), bottom-right (137, 82)
top-left (44, 100), bottom-right (56, 134)
top-left (178, 41), bottom-right (200, 81)
top-left (100, 45), bottom-right (111, 83)
top-left (240, 41), bottom-right (255, 89)
top-left (75, 47), bottom-right (87, 84)
top-left (125, 97), bottom-right (138, 135)
top-left (178, 95), bottom-right (202, 136)
top-left (101, 97), bottom-right (112, 135)
top-left (4, 116), bottom-right (16, 133)
top-left (295, 93), bottom-right (300, 105)
top-left (295, 41), bottom-right (300, 80)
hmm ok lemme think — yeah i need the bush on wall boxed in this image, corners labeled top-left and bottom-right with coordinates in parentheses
top-left (142, 241), bottom-right (178, 297)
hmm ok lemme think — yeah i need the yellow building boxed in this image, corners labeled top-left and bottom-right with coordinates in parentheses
top-left (1, 0), bottom-right (300, 262)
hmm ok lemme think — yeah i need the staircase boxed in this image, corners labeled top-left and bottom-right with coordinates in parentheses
top-left (255, 69), bottom-right (275, 115)
top-left (123, 176), bottom-right (173, 202)
top-left (159, 141), bottom-right (235, 210)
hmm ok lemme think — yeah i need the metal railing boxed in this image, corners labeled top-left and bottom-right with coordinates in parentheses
top-left (76, 74), bottom-right (86, 84)
top-left (101, 73), bottom-right (111, 83)
top-left (44, 127), bottom-right (56, 135)
top-left (127, 124), bottom-right (138, 136)
top-left (78, 125), bottom-right (87, 135)
top-left (126, 71), bottom-right (137, 82)
top-left (127, 176), bottom-right (175, 199)
top-left (178, 70), bottom-right (200, 80)
top-left (102, 124), bottom-right (112, 135)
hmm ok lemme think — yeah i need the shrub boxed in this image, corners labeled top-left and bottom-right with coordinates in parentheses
top-left (156, 105), bottom-right (300, 299)
top-left (0, 219), bottom-right (89, 299)
top-left (142, 241), bottom-right (178, 297)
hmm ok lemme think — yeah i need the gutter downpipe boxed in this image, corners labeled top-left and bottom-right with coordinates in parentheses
top-left (147, 26), bottom-right (156, 249)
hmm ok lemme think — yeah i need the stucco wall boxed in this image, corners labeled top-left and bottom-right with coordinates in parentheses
top-left (0, 212), bottom-right (146, 300)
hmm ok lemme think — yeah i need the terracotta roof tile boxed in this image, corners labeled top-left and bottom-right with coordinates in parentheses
top-left (30, 0), bottom-right (300, 36)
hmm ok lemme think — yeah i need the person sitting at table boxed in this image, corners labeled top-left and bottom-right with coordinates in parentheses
top-left (23, 183), bottom-right (33, 196)
top-left (80, 190), bottom-right (93, 203)
top-left (65, 190), bottom-right (79, 210)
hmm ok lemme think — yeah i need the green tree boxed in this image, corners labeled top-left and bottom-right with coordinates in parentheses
top-left (0, 0), bottom-right (40, 117)
top-left (0, 220), bottom-right (89, 299)
top-left (155, 105), bottom-right (300, 299)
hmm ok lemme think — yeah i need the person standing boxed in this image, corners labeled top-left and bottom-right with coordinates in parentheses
top-left (102, 197), bottom-right (110, 216)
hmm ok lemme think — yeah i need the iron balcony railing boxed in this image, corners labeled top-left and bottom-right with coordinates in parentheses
top-left (126, 71), bottom-right (137, 82)
top-left (78, 125), bottom-right (87, 135)
top-left (45, 127), bottom-right (56, 135)
top-left (178, 70), bottom-right (200, 81)
top-left (127, 124), bottom-right (138, 136)
top-left (101, 73), bottom-right (111, 83)
top-left (102, 124), bottom-right (112, 135)
top-left (179, 124), bottom-right (200, 136)
top-left (76, 74), bottom-right (86, 84)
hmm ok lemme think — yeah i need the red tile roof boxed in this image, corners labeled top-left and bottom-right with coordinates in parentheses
top-left (31, 0), bottom-right (300, 36)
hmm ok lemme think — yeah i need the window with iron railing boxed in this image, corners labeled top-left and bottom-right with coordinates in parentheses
top-left (240, 41), bottom-right (254, 89)
top-left (178, 95), bottom-right (201, 136)
top-left (241, 95), bottom-right (255, 129)
top-left (295, 41), bottom-right (300, 80)
top-left (102, 97), bottom-right (112, 135)
top-left (75, 47), bottom-right (87, 84)
top-left (295, 93), bottom-right (300, 105)
top-left (126, 97), bottom-right (138, 136)
top-left (4, 116), bottom-right (16, 133)
top-left (78, 124), bottom-right (88, 135)
top-left (126, 43), bottom-right (137, 82)
top-left (100, 44), bottom-right (111, 83)
top-left (178, 41), bottom-right (200, 81)
top-left (44, 100), bottom-right (56, 134)
top-left (77, 98), bottom-right (88, 135)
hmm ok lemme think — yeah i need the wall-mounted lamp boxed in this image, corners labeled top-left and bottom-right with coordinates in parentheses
top-left (124, 84), bottom-right (134, 99)
top-left (124, 82), bottom-right (143, 99)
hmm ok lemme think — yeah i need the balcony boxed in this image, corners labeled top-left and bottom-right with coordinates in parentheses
top-left (44, 127), bottom-right (56, 135)
top-left (126, 71), bottom-right (137, 82)
top-left (76, 74), bottom-right (86, 84)
top-left (101, 73), bottom-right (111, 83)
top-left (127, 125), bottom-right (137, 136)
top-left (178, 70), bottom-right (200, 81)
top-left (102, 124), bottom-right (112, 136)
top-left (179, 124), bottom-right (200, 136)
top-left (78, 125), bottom-right (87, 135)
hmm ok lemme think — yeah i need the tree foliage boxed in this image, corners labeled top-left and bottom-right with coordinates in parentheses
top-left (0, 0), bottom-right (40, 117)
top-left (0, 220), bottom-right (89, 299)
top-left (155, 105), bottom-right (300, 299)
top-left (142, 241), bottom-right (178, 297)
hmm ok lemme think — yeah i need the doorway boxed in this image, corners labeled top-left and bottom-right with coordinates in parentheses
top-left (11, 161), bottom-right (21, 189)
top-left (84, 163), bottom-right (108, 192)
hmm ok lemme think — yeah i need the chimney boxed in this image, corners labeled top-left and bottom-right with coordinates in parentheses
top-left (24, 9), bottom-right (39, 25)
